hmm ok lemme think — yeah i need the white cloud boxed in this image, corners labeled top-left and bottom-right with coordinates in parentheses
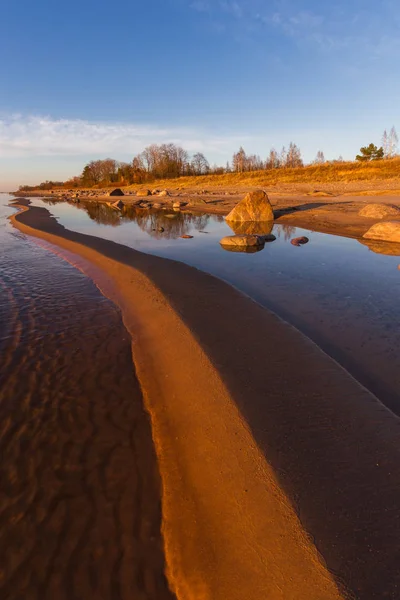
top-left (0, 114), bottom-right (247, 159)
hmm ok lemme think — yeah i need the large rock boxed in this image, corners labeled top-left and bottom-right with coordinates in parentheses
top-left (137, 189), bottom-right (151, 197)
top-left (109, 188), bottom-right (124, 196)
top-left (359, 203), bottom-right (400, 219)
top-left (363, 221), bottom-right (400, 243)
top-left (226, 190), bottom-right (274, 223)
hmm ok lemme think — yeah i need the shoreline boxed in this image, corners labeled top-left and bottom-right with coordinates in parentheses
top-left (13, 187), bottom-right (400, 241)
top-left (10, 199), bottom-right (400, 599)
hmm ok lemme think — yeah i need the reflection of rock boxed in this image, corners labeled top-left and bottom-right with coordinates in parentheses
top-left (221, 244), bottom-right (265, 254)
top-left (220, 234), bottom-right (265, 249)
top-left (359, 239), bottom-right (400, 256)
top-left (363, 221), bottom-right (400, 243)
top-left (112, 199), bottom-right (124, 210)
top-left (137, 189), bottom-right (151, 197)
top-left (359, 203), bottom-right (400, 219)
top-left (291, 236), bottom-right (309, 247)
top-left (226, 190), bottom-right (274, 223)
top-left (109, 188), bottom-right (124, 196)
top-left (228, 220), bottom-right (274, 236)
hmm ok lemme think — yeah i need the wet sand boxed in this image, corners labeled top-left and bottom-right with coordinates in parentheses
top-left (0, 201), bottom-right (174, 599)
top-left (10, 198), bottom-right (400, 599)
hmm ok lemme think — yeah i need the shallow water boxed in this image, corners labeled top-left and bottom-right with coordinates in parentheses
top-left (0, 195), bottom-right (173, 599)
top-left (30, 196), bottom-right (400, 413)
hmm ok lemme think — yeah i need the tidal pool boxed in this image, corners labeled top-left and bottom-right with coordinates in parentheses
top-left (26, 197), bottom-right (400, 413)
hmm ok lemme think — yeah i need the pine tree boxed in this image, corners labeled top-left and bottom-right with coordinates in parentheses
top-left (356, 143), bottom-right (384, 162)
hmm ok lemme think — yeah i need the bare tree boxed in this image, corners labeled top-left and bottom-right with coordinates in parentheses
top-left (314, 150), bottom-right (325, 164)
top-left (265, 148), bottom-right (281, 169)
top-left (286, 142), bottom-right (303, 168)
top-left (388, 126), bottom-right (399, 158)
top-left (191, 152), bottom-right (210, 175)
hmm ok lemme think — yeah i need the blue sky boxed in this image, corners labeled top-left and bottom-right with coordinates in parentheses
top-left (1, 0), bottom-right (399, 189)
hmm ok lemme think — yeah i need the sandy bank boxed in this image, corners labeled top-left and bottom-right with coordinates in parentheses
top-left (11, 199), bottom-right (400, 599)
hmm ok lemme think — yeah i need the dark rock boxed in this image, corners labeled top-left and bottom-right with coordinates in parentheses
top-left (110, 188), bottom-right (125, 196)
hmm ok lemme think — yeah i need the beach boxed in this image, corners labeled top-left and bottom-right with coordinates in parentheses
top-left (6, 197), bottom-right (400, 599)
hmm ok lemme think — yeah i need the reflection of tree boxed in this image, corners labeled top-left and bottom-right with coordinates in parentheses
top-left (40, 197), bottom-right (63, 206)
top-left (120, 207), bottom-right (211, 239)
top-left (83, 202), bottom-right (122, 226)
top-left (276, 224), bottom-right (296, 241)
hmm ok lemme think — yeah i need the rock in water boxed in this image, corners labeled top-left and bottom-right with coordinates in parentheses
top-left (109, 188), bottom-right (125, 196)
top-left (359, 204), bottom-right (400, 219)
top-left (291, 236), bottom-right (309, 247)
top-left (363, 221), bottom-right (400, 243)
top-left (137, 189), bottom-right (151, 197)
top-left (220, 234), bottom-right (265, 248)
top-left (225, 190), bottom-right (274, 223)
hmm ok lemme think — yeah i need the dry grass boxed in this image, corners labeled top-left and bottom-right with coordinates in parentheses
top-left (126, 158), bottom-right (400, 191)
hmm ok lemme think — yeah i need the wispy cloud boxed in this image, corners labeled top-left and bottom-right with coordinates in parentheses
top-left (188, 0), bottom-right (400, 58)
top-left (0, 114), bottom-right (249, 158)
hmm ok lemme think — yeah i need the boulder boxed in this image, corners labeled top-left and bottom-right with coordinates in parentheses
top-left (137, 189), bottom-right (151, 197)
top-left (225, 190), bottom-right (274, 223)
top-left (359, 203), bottom-right (400, 219)
top-left (109, 188), bottom-right (124, 197)
top-left (363, 221), bottom-right (400, 243)
top-left (159, 190), bottom-right (170, 197)
top-left (220, 234), bottom-right (265, 249)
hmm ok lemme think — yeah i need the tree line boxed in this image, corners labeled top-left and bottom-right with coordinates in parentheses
top-left (18, 126), bottom-right (399, 191)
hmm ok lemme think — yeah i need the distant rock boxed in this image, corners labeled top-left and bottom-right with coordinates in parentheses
top-left (152, 189), bottom-right (161, 195)
top-left (220, 234), bottom-right (265, 248)
top-left (109, 188), bottom-right (124, 197)
top-left (137, 189), bottom-right (151, 197)
top-left (159, 190), bottom-right (170, 197)
top-left (225, 190), bottom-right (274, 223)
top-left (291, 236), bottom-right (309, 247)
top-left (180, 235), bottom-right (193, 239)
top-left (359, 203), bottom-right (400, 219)
top-left (173, 201), bottom-right (182, 208)
top-left (363, 221), bottom-right (400, 243)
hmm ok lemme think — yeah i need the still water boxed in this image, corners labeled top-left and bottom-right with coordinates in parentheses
top-left (0, 195), bottom-right (173, 600)
top-left (29, 197), bottom-right (400, 414)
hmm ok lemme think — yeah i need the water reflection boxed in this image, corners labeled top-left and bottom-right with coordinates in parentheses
top-left (227, 221), bottom-right (274, 235)
top-left (359, 239), bottom-right (400, 256)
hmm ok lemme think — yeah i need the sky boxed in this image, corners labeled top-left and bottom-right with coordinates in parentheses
top-left (0, 0), bottom-right (399, 190)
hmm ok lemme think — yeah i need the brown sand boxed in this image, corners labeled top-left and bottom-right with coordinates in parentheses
top-left (10, 199), bottom-right (400, 599)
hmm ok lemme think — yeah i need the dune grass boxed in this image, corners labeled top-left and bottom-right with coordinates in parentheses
top-left (123, 158), bottom-right (400, 191)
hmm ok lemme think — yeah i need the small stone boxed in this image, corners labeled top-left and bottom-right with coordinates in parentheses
top-left (180, 234), bottom-right (193, 239)
top-left (291, 236), bottom-right (309, 246)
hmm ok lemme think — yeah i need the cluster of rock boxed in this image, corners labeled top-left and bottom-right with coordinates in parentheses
top-left (220, 190), bottom-right (276, 252)
top-left (361, 203), bottom-right (400, 244)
